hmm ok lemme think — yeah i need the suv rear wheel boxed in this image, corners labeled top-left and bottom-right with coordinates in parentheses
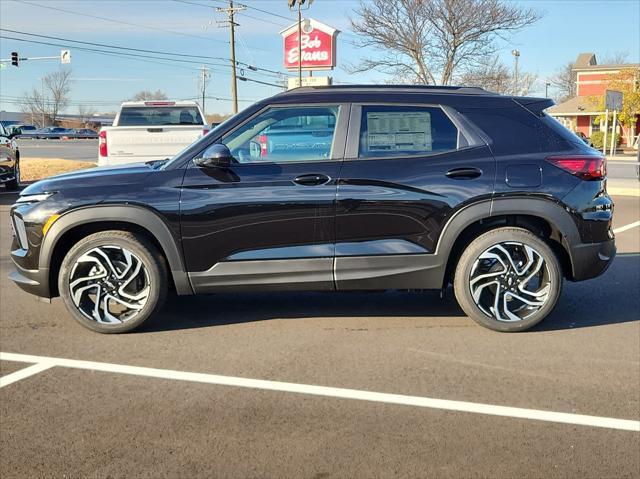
top-left (58, 230), bottom-right (168, 333)
top-left (454, 227), bottom-right (562, 332)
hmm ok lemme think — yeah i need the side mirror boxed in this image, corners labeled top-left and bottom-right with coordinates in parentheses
top-left (193, 143), bottom-right (233, 168)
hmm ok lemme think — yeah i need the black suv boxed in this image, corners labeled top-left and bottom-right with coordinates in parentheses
top-left (9, 86), bottom-right (615, 333)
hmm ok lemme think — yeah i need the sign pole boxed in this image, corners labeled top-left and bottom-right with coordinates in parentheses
top-left (297, 4), bottom-right (302, 86)
top-left (602, 109), bottom-right (609, 156)
top-left (610, 109), bottom-right (618, 156)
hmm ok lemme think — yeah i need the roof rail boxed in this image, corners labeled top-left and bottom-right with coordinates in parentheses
top-left (278, 84), bottom-right (495, 96)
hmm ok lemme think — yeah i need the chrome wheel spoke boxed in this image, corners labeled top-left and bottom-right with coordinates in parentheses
top-left (68, 245), bottom-right (150, 324)
top-left (469, 240), bottom-right (552, 323)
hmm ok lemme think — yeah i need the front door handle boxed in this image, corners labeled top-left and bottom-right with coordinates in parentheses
top-left (293, 174), bottom-right (331, 186)
top-left (446, 167), bottom-right (482, 180)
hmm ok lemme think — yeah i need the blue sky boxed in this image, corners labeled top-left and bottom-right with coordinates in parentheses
top-left (1, 0), bottom-right (639, 116)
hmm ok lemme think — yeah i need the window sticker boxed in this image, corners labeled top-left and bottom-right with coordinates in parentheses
top-left (366, 111), bottom-right (432, 152)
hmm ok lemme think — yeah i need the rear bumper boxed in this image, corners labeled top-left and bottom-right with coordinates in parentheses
top-left (569, 238), bottom-right (616, 281)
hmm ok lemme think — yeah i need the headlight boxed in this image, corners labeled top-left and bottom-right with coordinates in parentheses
top-left (15, 193), bottom-right (55, 204)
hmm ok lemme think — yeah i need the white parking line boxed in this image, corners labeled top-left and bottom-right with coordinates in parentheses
top-left (1, 352), bottom-right (638, 432)
top-left (613, 220), bottom-right (640, 234)
top-left (0, 362), bottom-right (54, 388)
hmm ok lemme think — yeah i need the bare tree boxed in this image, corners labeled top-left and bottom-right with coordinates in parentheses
top-left (350, 0), bottom-right (542, 85)
top-left (548, 61), bottom-right (576, 103)
top-left (601, 51), bottom-right (629, 64)
top-left (457, 55), bottom-right (537, 95)
top-left (78, 105), bottom-right (98, 126)
top-left (130, 89), bottom-right (168, 101)
top-left (20, 69), bottom-right (72, 127)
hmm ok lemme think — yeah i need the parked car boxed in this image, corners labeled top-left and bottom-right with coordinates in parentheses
top-left (9, 85), bottom-right (615, 333)
top-left (6, 124), bottom-right (37, 138)
top-left (0, 123), bottom-right (20, 190)
top-left (32, 127), bottom-right (73, 139)
top-left (70, 128), bottom-right (99, 139)
top-left (98, 100), bottom-right (208, 166)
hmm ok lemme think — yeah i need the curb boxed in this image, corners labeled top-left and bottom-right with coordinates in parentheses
top-left (608, 187), bottom-right (640, 197)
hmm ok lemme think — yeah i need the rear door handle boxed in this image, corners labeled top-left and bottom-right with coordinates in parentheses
top-left (446, 167), bottom-right (482, 180)
top-left (293, 174), bottom-right (331, 186)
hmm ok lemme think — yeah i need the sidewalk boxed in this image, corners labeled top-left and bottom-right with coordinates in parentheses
top-left (606, 154), bottom-right (639, 162)
top-left (608, 178), bottom-right (639, 197)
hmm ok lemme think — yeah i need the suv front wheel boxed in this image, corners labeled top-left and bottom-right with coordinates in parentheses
top-left (58, 230), bottom-right (168, 333)
top-left (454, 227), bottom-right (562, 332)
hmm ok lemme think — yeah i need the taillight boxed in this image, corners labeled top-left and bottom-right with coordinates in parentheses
top-left (202, 128), bottom-right (209, 136)
top-left (546, 155), bottom-right (606, 181)
top-left (99, 130), bottom-right (107, 157)
top-left (258, 134), bottom-right (268, 156)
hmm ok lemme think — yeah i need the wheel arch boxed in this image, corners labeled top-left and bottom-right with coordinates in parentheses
top-left (42, 205), bottom-right (192, 297)
top-left (438, 197), bottom-right (579, 287)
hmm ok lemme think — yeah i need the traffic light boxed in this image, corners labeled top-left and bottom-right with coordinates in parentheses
top-left (11, 52), bottom-right (19, 67)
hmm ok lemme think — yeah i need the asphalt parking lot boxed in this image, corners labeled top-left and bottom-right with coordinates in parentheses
top-left (1, 188), bottom-right (639, 477)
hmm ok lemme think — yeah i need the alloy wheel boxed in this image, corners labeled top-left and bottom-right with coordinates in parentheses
top-left (68, 245), bottom-right (151, 324)
top-left (469, 241), bottom-right (551, 322)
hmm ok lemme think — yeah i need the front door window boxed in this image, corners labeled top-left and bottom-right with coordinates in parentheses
top-left (221, 106), bottom-right (340, 163)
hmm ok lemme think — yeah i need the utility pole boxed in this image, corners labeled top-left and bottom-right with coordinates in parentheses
top-left (288, 0), bottom-right (313, 88)
top-left (41, 77), bottom-right (46, 127)
top-left (199, 65), bottom-right (211, 114)
top-left (216, 1), bottom-right (245, 114)
top-left (511, 49), bottom-right (520, 96)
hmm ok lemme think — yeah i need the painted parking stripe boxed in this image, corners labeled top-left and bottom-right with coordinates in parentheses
top-left (0, 362), bottom-right (54, 388)
top-left (613, 220), bottom-right (640, 234)
top-left (2, 352), bottom-right (639, 432)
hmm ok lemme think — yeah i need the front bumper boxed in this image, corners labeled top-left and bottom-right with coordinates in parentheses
top-left (569, 238), bottom-right (616, 281)
top-left (9, 263), bottom-right (52, 298)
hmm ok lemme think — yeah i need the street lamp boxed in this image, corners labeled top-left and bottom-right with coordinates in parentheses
top-left (511, 49), bottom-right (520, 96)
top-left (288, 0), bottom-right (314, 87)
top-left (545, 82), bottom-right (551, 98)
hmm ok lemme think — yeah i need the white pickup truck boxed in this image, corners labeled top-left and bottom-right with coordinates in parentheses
top-left (98, 101), bottom-right (208, 166)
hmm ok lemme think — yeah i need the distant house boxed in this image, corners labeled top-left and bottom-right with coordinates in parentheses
top-left (548, 53), bottom-right (639, 147)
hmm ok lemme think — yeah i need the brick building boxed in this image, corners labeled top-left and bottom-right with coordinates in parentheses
top-left (548, 53), bottom-right (639, 148)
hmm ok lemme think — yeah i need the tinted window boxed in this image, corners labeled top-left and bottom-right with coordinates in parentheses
top-left (118, 107), bottom-right (204, 126)
top-left (222, 106), bottom-right (339, 163)
top-left (359, 106), bottom-right (458, 158)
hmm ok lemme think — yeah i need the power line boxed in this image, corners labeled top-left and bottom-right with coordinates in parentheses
top-left (13, 0), bottom-right (228, 43)
top-left (1, 28), bottom-right (291, 78)
top-left (0, 28), bottom-right (229, 62)
top-left (0, 35), bottom-right (231, 72)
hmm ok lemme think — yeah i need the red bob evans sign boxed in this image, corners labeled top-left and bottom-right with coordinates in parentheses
top-left (280, 18), bottom-right (339, 71)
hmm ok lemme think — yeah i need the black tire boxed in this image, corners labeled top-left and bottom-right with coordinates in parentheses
top-left (453, 227), bottom-right (562, 332)
top-left (5, 159), bottom-right (19, 191)
top-left (58, 230), bottom-right (168, 333)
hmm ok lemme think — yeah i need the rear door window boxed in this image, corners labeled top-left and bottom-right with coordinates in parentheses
top-left (118, 107), bottom-right (204, 126)
top-left (358, 105), bottom-right (459, 158)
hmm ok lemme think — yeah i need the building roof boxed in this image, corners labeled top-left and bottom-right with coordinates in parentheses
top-left (572, 52), bottom-right (640, 72)
top-left (574, 53), bottom-right (597, 68)
top-left (547, 96), bottom-right (601, 116)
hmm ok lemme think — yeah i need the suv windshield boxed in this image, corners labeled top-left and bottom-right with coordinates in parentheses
top-left (118, 106), bottom-right (204, 126)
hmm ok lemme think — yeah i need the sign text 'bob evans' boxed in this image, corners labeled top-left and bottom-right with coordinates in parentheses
top-left (280, 18), bottom-right (339, 71)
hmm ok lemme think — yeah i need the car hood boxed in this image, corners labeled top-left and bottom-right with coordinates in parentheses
top-left (21, 162), bottom-right (155, 196)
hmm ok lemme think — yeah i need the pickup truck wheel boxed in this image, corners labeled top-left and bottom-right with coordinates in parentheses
top-left (5, 159), bottom-right (19, 190)
top-left (453, 227), bottom-right (562, 332)
top-left (58, 231), bottom-right (168, 333)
